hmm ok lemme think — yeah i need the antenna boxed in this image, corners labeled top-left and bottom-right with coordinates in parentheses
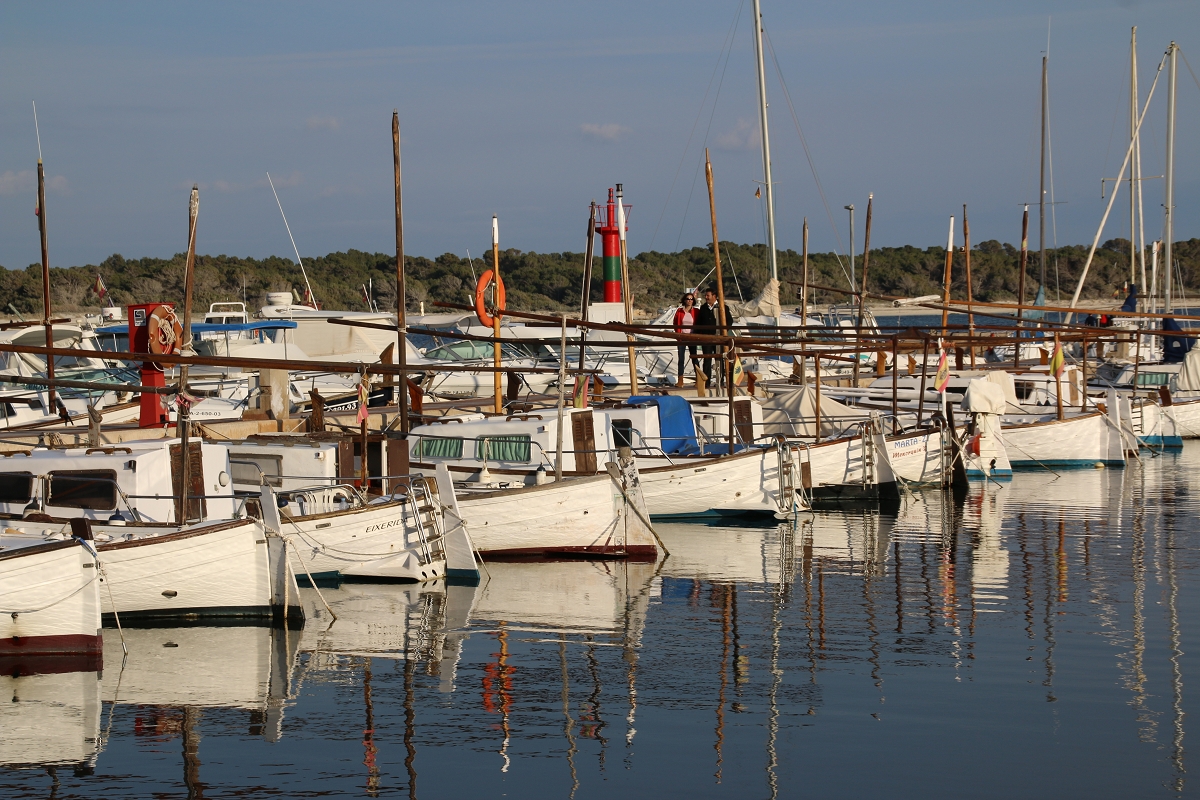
top-left (32, 101), bottom-right (43, 162)
top-left (267, 172), bottom-right (317, 308)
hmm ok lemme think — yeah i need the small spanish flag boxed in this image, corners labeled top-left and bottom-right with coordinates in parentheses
top-left (1049, 341), bottom-right (1065, 378)
top-left (92, 274), bottom-right (107, 299)
top-left (934, 347), bottom-right (950, 393)
top-left (572, 375), bottom-right (591, 408)
top-left (356, 375), bottom-right (370, 424)
top-left (754, 187), bottom-right (761, 199)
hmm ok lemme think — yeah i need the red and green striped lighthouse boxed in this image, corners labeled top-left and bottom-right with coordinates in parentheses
top-left (595, 187), bottom-right (627, 302)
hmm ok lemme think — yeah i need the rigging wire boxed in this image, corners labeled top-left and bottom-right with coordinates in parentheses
top-left (648, 0), bottom-right (745, 252)
top-left (762, 29), bottom-right (853, 290)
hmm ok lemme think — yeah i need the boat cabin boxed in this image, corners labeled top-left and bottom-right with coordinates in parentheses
top-left (0, 439), bottom-right (237, 524)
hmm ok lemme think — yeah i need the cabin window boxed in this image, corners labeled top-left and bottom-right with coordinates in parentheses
top-left (612, 419), bottom-right (634, 449)
top-left (0, 472), bottom-right (33, 503)
top-left (230, 453), bottom-right (284, 487)
top-left (0, 403), bottom-right (16, 418)
top-left (415, 436), bottom-right (464, 459)
top-left (476, 435), bottom-right (532, 463)
top-left (1136, 372), bottom-right (1171, 387)
top-left (48, 470), bottom-right (117, 510)
top-left (1014, 381), bottom-right (1034, 400)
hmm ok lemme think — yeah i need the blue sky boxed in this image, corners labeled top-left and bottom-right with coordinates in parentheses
top-left (1, 1), bottom-right (1197, 274)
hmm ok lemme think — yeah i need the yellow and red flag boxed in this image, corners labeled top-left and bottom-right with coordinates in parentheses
top-left (356, 376), bottom-right (369, 424)
top-left (934, 345), bottom-right (950, 392)
top-left (1049, 341), bottom-right (1065, 378)
top-left (571, 375), bottom-right (591, 408)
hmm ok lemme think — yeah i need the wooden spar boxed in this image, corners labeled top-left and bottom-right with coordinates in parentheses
top-left (813, 354), bottom-right (822, 444)
top-left (941, 216), bottom-right (954, 335)
top-left (1054, 333), bottom-right (1064, 420)
top-left (178, 184), bottom-right (199, 523)
top-left (555, 313), bottom-right (567, 482)
top-left (393, 110), bottom-right (410, 433)
top-left (890, 335), bottom-right (899, 434)
top-left (1081, 332), bottom-right (1088, 412)
top-left (35, 157), bottom-right (55, 411)
top-left (799, 217), bottom-right (809, 384)
top-left (578, 203), bottom-right (596, 384)
top-left (1016, 204), bottom-right (1030, 362)
top-left (852, 195), bottom-right (873, 386)
top-left (359, 368), bottom-right (369, 488)
top-left (916, 336), bottom-right (930, 427)
top-left (1040, 55), bottom-right (1049, 289)
top-left (962, 204), bottom-right (975, 367)
top-left (704, 149), bottom-right (734, 455)
top-left (492, 215), bottom-right (502, 414)
top-left (616, 184), bottom-right (637, 396)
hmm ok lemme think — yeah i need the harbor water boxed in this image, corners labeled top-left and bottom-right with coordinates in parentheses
top-left (4, 444), bottom-right (1200, 798)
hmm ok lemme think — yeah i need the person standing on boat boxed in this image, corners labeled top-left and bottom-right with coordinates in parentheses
top-left (695, 286), bottom-right (733, 386)
top-left (673, 292), bottom-right (700, 387)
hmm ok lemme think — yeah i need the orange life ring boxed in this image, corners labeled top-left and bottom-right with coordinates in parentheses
top-left (147, 306), bottom-right (182, 356)
top-left (474, 269), bottom-right (505, 327)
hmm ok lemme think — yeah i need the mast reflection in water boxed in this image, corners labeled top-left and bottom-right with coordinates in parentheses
top-left (4, 446), bottom-right (1200, 797)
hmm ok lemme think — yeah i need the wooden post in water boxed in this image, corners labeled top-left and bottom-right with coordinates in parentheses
top-left (704, 150), bottom-right (734, 454)
top-left (916, 336), bottom-right (930, 427)
top-left (853, 194), bottom-right (873, 387)
top-left (616, 185), bottom-right (638, 397)
top-left (492, 215), bottom-right (503, 414)
top-left (178, 185), bottom-right (199, 522)
top-left (392, 111), bottom-right (410, 433)
top-left (1015, 204), bottom-right (1030, 371)
top-left (963, 205), bottom-right (976, 367)
top-left (941, 216), bottom-right (954, 336)
top-left (35, 156), bottom-right (55, 411)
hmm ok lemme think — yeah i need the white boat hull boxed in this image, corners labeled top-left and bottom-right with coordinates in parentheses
top-left (0, 540), bottom-right (102, 661)
top-left (1002, 411), bottom-right (1125, 468)
top-left (636, 447), bottom-right (787, 518)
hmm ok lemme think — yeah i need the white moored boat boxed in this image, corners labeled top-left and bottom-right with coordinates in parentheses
top-left (0, 538), bottom-right (102, 663)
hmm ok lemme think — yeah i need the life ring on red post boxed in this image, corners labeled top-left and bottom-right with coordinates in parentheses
top-left (474, 269), bottom-right (506, 327)
top-left (147, 306), bottom-right (183, 356)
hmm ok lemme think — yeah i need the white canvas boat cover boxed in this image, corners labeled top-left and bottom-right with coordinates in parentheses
top-left (1175, 347), bottom-right (1200, 392)
top-left (760, 385), bottom-right (869, 438)
top-left (732, 278), bottom-right (782, 320)
top-left (984, 370), bottom-right (1019, 408)
top-left (962, 379), bottom-right (1007, 414)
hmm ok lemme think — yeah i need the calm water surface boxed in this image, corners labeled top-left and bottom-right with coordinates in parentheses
top-left (4, 444), bottom-right (1200, 798)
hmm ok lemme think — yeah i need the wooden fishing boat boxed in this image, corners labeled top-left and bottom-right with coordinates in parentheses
top-left (0, 538), bottom-right (102, 663)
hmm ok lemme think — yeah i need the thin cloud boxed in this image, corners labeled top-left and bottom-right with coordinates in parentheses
top-left (0, 170), bottom-right (69, 196)
top-left (581, 122), bottom-right (631, 141)
top-left (205, 171), bottom-right (303, 194)
top-left (715, 119), bottom-right (758, 151)
top-left (307, 115), bottom-right (341, 131)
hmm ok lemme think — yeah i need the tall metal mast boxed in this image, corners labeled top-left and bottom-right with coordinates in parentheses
top-left (1164, 41), bottom-right (1177, 312)
top-left (751, 0), bottom-right (778, 285)
top-left (1039, 55), bottom-right (1048, 289)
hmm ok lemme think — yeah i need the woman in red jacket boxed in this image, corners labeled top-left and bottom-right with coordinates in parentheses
top-left (673, 292), bottom-right (699, 387)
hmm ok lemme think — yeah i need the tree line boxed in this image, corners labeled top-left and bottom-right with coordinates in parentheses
top-left (3, 237), bottom-right (1197, 317)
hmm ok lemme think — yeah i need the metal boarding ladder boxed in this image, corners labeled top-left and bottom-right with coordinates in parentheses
top-left (857, 422), bottom-right (876, 487)
top-left (777, 439), bottom-right (813, 511)
top-left (405, 477), bottom-right (447, 568)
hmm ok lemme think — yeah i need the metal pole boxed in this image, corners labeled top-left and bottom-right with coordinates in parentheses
top-left (492, 216), bottom-right (503, 413)
top-left (813, 355), bottom-right (822, 444)
top-left (963, 204), bottom-right (975, 368)
top-left (393, 111), bottom-right (410, 432)
top-left (1164, 42), bottom-right (1177, 314)
top-left (555, 313), bottom-right (567, 482)
top-left (750, 0), bottom-right (778, 287)
top-left (853, 195), bottom-right (873, 387)
top-left (1016, 204), bottom-right (1029, 371)
top-left (617, 184), bottom-right (637, 396)
top-left (916, 337), bottom-right (930, 428)
top-left (1040, 55), bottom-right (1048, 289)
top-left (799, 218), bottom-right (809, 384)
top-left (941, 216), bottom-right (954, 335)
top-left (578, 203), bottom-right (596, 389)
top-left (891, 335), bottom-right (899, 435)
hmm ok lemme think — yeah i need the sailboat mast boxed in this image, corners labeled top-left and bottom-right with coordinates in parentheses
top-left (1129, 28), bottom-right (1138, 288)
top-left (751, 0), bottom-right (778, 285)
top-left (1039, 55), bottom-right (1048, 289)
top-left (1164, 41), bottom-right (1177, 313)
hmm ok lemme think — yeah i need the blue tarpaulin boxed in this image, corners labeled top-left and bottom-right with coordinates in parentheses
top-left (627, 395), bottom-right (697, 454)
top-left (1163, 317), bottom-right (1195, 363)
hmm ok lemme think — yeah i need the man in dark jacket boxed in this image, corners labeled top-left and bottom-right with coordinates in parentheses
top-left (695, 287), bottom-right (733, 384)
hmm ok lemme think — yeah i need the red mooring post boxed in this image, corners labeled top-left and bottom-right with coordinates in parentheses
top-left (596, 188), bottom-right (622, 302)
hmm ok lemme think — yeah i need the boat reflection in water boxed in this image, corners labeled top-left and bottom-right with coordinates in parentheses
top-left (0, 665), bottom-right (101, 775)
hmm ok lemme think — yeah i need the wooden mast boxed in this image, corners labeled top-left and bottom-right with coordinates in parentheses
top-left (1015, 204), bottom-right (1029, 371)
top-left (34, 140), bottom-right (55, 412)
top-left (704, 149), bottom-right (734, 455)
top-left (852, 194), bottom-right (873, 386)
top-left (178, 185), bottom-right (199, 522)
top-left (492, 215), bottom-right (503, 414)
top-left (940, 216), bottom-right (954, 335)
top-left (617, 184), bottom-right (637, 396)
top-left (962, 205), bottom-right (975, 367)
top-left (393, 111), bottom-right (410, 432)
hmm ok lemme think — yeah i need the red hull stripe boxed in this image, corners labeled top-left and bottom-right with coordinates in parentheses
top-left (0, 633), bottom-right (102, 657)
